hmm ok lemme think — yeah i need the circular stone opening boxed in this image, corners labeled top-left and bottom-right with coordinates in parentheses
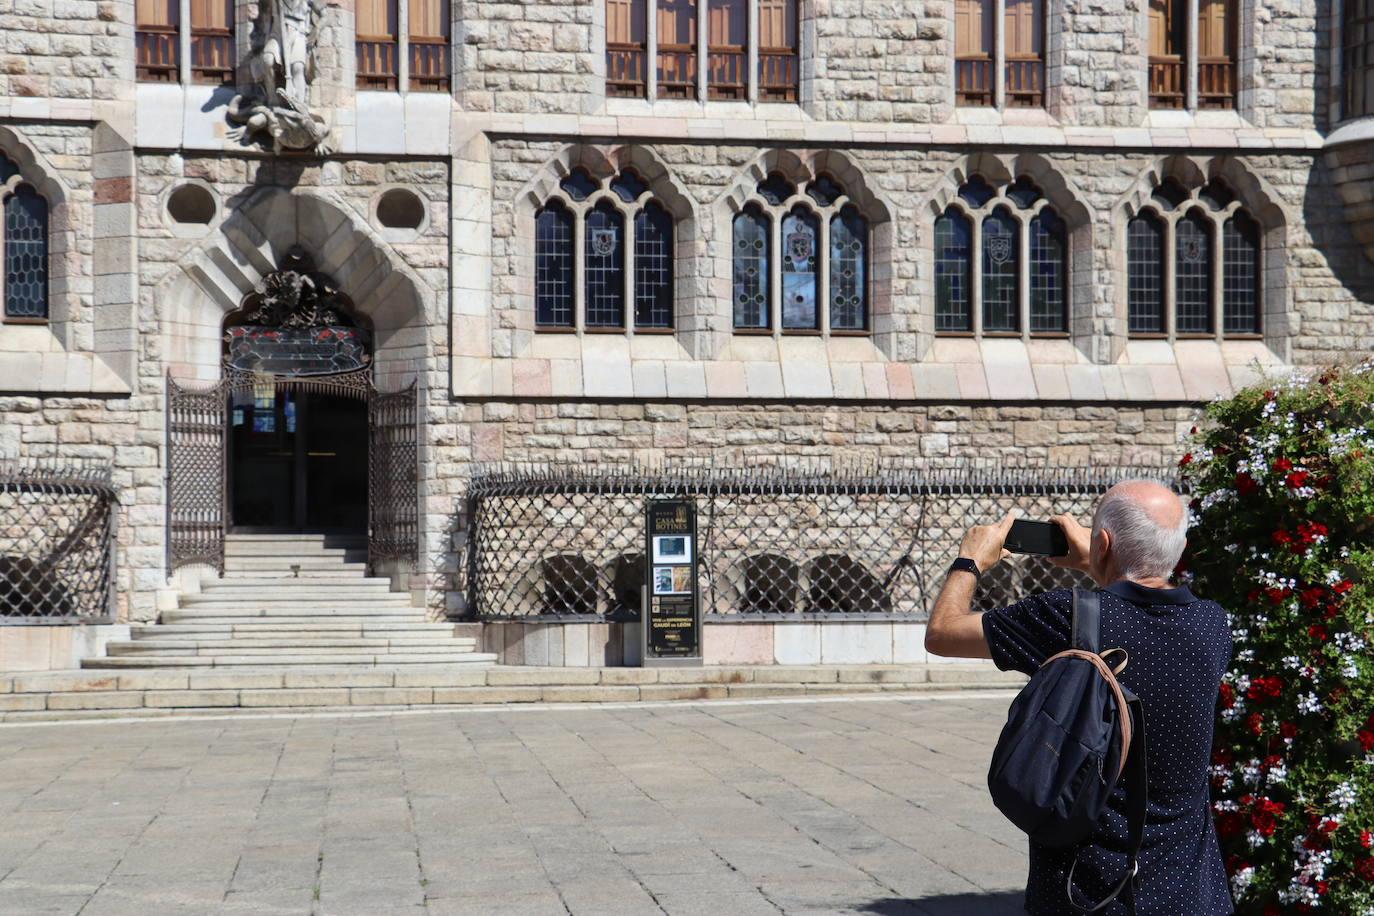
top-left (166, 184), bottom-right (216, 225)
top-left (376, 188), bottom-right (425, 230)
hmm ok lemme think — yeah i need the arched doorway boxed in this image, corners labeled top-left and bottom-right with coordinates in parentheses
top-left (166, 248), bottom-right (419, 574)
top-left (222, 249), bottom-right (371, 534)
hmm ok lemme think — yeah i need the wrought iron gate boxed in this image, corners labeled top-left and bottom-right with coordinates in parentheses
top-left (165, 371), bottom-right (419, 575)
top-left (368, 380), bottom-right (420, 570)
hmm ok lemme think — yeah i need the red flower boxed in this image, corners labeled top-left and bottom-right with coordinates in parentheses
top-left (1272, 529), bottom-right (1294, 549)
top-left (1218, 683), bottom-right (1235, 709)
top-left (1264, 389), bottom-right (1276, 400)
top-left (1272, 457), bottom-right (1294, 473)
top-left (1247, 713), bottom-right (1264, 736)
top-left (1300, 587), bottom-right (1325, 609)
top-left (1363, 829), bottom-right (1373, 849)
top-left (1179, 453), bottom-right (1193, 468)
top-left (1252, 810), bottom-right (1278, 837)
top-left (1319, 818), bottom-right (1340, 834)
top-left (1359, 730), bottom-right (1374, 752)
top-left (1285, 470), bottom-right (1311, 488)
top-left (1296, 521), bottom-right (1328, 545)
top-left (1235, 472), bottom-right (1259, 496)
top-left (1317, 880), bottom-right (1329, 895)
top-left (1280, 722), bottom-right (1298, 740)
top-left (1265, 587), bottom-right (1290, 605)
top-left (1308, 624), bottom-right (1328, 641)
top-left (1246, 677), bottom-right (1283, 702)
top-left (1357, 857), bottom-right (1374, 882)
top-left (1334, 580), bottom-right (1354, 595)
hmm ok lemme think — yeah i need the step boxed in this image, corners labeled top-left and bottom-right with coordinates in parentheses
top-left (225, 534), bottom-right (365, 544)
top-left (185, 589), bottom-right (409, 603)
top-left (219, 568), bottom-right (372, 580)
top-left (224, 544), bottom-right (360, 557)
top-left (163, 610), bottom-right (427, 623)
top-left (223, 559), bottom-right (369, 571)
top-left (132, 623), bottom-right (461, 638)
top-left (81, 653), bottom-right (498, 668)
top-left (109, 639), bottom-right (479, 654)
top-left (201, 577), bottom-right (397, 590)
top-left (0, 664), bottom-right (1023, 720)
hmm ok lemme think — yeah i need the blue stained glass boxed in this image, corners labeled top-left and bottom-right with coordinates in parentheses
top-left (4, 184), bottom-right (49, 320)
top-left (732, 207), bottom-right (769, 329)
top-left (610, 169), bottom-right (648, 203)
top-left (958, 176), bottom-right (996, 208)
top-left (1175, 209), bottom-right (1213, 334)
top-left (1007, 176), bottom-right (1042, 209)
top-left (535, 202), bottom-right (574, 327)
top-left (634, 201), bottom-right (673, 328)
top-left (1127, 212), bottom-right (1165, 333)
top-left (559, 168), bottom-right (598, 201)
top-left (981, 207), bottom-right (1019, 332)
top-left (806, 174), bottom-right (844, 207)
top-left (829, 207), bottom-right (867, 331)
top-left (757, 172), bottom-right (796, 206)
top-left (1029, 208), bottom-right (1066, 333)
top-left (781, 207), bottom-right (819, 330)
top-left (934, 207), bottom-right (973, 332)
top-left (584, 202), bottom-right (625, 327)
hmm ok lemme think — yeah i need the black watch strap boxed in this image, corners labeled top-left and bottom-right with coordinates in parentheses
top-left (949, 557), bottom-right (981, 579)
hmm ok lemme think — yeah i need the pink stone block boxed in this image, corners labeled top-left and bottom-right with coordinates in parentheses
top-left (955, 363), bottom-right (990, 399)
top-left (885, 363), bottom-right (915, 399)
top-left (861, 363), bottom-right (889, 399)
top-left (704, 624), bottom-right (774, 666)
top-left (512, 359), bottom-right (552, 396)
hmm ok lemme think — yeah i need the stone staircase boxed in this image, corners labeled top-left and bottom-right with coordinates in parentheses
top-left (82, 534), bottom-right (495, 670)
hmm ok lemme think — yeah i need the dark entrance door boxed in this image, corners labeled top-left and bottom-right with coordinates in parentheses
top-left (228, 385), bottom-right (368, 533)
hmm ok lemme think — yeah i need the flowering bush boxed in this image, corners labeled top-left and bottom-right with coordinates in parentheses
top-left (1180, 362), bottom-right (1374, 913)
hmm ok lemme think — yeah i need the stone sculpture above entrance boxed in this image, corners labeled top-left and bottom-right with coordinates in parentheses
top-left (226, 0), bottom-right (332, 152)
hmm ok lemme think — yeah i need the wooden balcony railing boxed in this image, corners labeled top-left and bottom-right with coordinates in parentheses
top-left (190, 28), bottom-right (234, 85)
top-left (1148, 55), bottom-right (1185, 108)
top-left (758, 47), bottom-right (797, 102)
top-left (1197, 57), bottom-right (1235, 109)
top-left (409, 36), bottom-right (449, 91)
top-left (1005, 55), bottom-right (1043, 107)
top-left (357, 37), bottom-right (399, 90)
top-left (708, 46), bottom-right (746, 100)
top-left (606, 42), bottom-right (647, 98)
top-left (955, 56), bottom-right (993, 106)
top-left (136, 26), bottom-right (179, 82)
top-left (657, 44), bottom-right (697, 99)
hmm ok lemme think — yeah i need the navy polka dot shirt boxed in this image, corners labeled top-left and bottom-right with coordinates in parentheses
top-left (982, 580), bottom-right (1235, 916)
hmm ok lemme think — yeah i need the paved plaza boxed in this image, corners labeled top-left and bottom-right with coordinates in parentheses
top-left (0, 693), bottom-right (1027, 916)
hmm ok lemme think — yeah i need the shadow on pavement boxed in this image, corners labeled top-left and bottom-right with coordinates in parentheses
top-left (858, 891), bottom-right (1023, 915)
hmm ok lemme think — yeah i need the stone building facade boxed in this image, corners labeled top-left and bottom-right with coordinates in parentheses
top-left (0, 0), bottom-right (1371, 634)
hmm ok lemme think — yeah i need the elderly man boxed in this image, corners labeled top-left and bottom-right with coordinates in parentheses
top-left (925, 480), bottom-right (1233, 915)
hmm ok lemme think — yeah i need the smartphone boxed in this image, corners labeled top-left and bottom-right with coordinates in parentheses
top-left (1004, 519), bottom-right (1069, 557)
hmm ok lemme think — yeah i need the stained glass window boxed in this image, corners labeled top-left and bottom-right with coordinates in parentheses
top-left (958, 176), bottom-right (996, 208)
top-left (732, 206), bottom-right (770, 329)
top-left (1127, 212), bottom-right (1165, 334)
top-left (1199, 180), bottom-right (1234, 211)
top-left (559, 168), bottom-right (598, 202)
top-left (934, 207), bottom-right (973, 332)
top-left (534, 202), bottom-right (573, 327)
top-left (807, 174), bottom-right (844, 207)
top-left (1150, 179), bottom-right (1189, 211)
top-left (634, 201), bottom-right (673, 328)
top-left (1222, 210), bottom-right (1260, 334)
top-left (757, 172), bottom-right (796, 206)
top-left (584, 202), bottom-right (625, 327)
top-left (4, 184), bottom-right (48, 320)
top-left (829, 207), bottom-right (867, 331)
top-left (1029, 207), bottom-right (1066, 333)
top-left (981, 208), bottom-right (1019, 332)
top-left (610, 169), bottom-right (648, 203)
top-left (1175, 209), bottom-right (1213, 334)
top-left (1006, 176), bottom-right (1041, 209)
top-left (781, 207), bottom-right (819, 330)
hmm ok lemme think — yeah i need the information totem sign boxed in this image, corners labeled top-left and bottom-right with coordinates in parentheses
top-left (641, 498), bottom-right (703, 666)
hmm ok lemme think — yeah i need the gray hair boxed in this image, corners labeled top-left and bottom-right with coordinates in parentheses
top-left (1091, 480), bottom-right (1189, 580)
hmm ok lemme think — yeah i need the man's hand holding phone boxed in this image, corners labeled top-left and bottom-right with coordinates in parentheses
top-left (1049, 514), bottom-right (1092, 574)
top-left (958, 511), bottom-right (1017, 573)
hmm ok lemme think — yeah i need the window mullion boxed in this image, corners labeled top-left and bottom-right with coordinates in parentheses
top-left (1211, 215), bottom-right (1223, 340)
top-left (971, 210), bottom-right (984, 336)
top-left (770, 208), bottom-right (782, 336)
top-left (1164, 216), bottom-right (1177, 340)
top-left (994, 0), bottom-right (1007, 109)
top-left (1019, 212), bottom-right (1031, 339)
top-left (1185, 0), bottom-right (1199, 110)
top-left (697, 0), bottom-right (708, 102)
top-left (647, 0), bottom-right (659, 99)
top-left (179, 0), bottom-right (191, 84)
top-left (625, 206), bottom-right (637, 334)
top-left (818, 209), bottom-right (831, 335)
top-left (747, 0), bottom-right (759, 103)
top-left (399, 0), bottom-right (411, 91)
top-left (574, 208), bottom-right (587, 334)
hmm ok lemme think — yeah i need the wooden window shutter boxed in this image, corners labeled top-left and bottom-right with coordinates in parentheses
top-left (956, 0), bottom-right (992, 57)
top-left (137, 0), bottom-right (177, 28)
top-left (409, 0), bottom-right (448, 38)
top-left (710, 0), bottom-right (747, 48)
top-left (189, 0), bottom-right (229, 29)
top-left (758, 0), bottom-right (794, 50)
top-left (357, 0), bottom-right (397, 38)
top-left (1148, 0), bottom-right (1170, 56)
top-left (1197, 0), bottom-right (1232, 58)
top-left (607, 0), bottom-right (635, 44)
top-left (1004, 0), bottom-right (1041, 57)
top-left (659, 0), bottom-right (697, 46)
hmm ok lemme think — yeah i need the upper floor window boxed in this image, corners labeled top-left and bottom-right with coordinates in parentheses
top-left (934, 176), bottom-right (1067, 336)
top-left (605, 0), bottom-right (797, 102)
top-left (731, 173), bottom-right (869, 334)
top-left (1, 155), bottom-right (49, 323)
top-left (535, 168), bottom-right (675, 333)
top-left (357, 0), bottom-right (451, 91)
top-left (1126, 179), bottom-right (1261, 338)
top-left (136, 0), bottom-right (235, 84)
top-left (1148, 0), bottom-right (1236, 109)
top-left (1345, 0), bottom-right (1374, 119)
top-left (955, 0), bottom-right (1044, 107)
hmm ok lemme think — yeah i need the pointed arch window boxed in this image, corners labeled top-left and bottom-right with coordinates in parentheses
top-left (934, 176), bottom-right (1068, 337)
top-left (1126, 180), bottom-right (1262, 338)
top-left (732, 173), bottom-right (871, 334)
top-left (1, 155), bottom-right (49, 323)
top-left (535, 169), bottom-right (678, 333)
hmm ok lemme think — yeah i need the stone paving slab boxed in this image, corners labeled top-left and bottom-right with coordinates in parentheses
top-left (0, 692), bottom-right (1028, 914)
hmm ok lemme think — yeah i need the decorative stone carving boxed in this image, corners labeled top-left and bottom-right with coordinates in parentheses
top-left (240, 247), bottom-right (348, 328)
top-left (227, 0), bottom-right (332, 153)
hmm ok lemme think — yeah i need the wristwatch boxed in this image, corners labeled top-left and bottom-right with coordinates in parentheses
top-left (949, 557), bottom-right (981, 580)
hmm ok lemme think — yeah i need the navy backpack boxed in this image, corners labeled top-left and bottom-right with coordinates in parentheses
top-left (987, 588), bottom-right (1149, 913)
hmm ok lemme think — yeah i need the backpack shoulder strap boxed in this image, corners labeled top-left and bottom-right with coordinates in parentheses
top-left (1071, 587), bottom-right (1101, 654)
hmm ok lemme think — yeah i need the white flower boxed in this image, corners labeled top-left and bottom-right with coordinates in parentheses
top-left (1298, 692), bottom-right (1323, 715)
top-left (1230, 865), bottom-right (1255, 897)
top-left (1329, 783), bottom-right (1357, 809)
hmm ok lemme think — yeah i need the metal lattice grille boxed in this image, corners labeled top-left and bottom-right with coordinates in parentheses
top-left (1175, 211), bottom-right (1213, 334)
top-left (1, 463), bottom-right (115, 623)
top-left (934, 208), bottom-right (972, 332)
top-left (1127, 214), bottom-right (1165, 334)
top-left (465, 466), bottom-right (1133, 621)
top-left (369, 381), bottom-right (419, 568)
top-left (1222, 211), bottom-right (1260, 334)
top-left (167, 375), bottom-right (227, 572)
